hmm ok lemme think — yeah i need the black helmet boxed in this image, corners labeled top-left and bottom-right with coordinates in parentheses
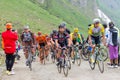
top-left (58, 22), bottom-right (66, 28)
top-left (109, 22), bottom-right (114, 28)
top-left (52, 30), bottom-right (57, 33)
top-left (59, 24), bottom-right (65, 28)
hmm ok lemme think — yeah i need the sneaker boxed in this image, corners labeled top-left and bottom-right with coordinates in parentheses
top-left (7, 71), bottom-right (11, 75)
top-left (108, 65), bottom-right (114, 68)
top-left (6, 70), bottom-right (9, 74)
top-left (9, 71), bottom-right (15, 75)
top-left (14, 60), bottom-right (18, 63)
top-left (114, 65), bottom-right (118, 68)
top-left (90, 55), bottom-right (95, 63)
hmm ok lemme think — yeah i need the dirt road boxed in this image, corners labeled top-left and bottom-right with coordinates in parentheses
top-left (1, 50), bottom-right (120, 80)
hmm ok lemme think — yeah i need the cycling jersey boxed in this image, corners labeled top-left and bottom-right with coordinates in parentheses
top-left (70, 32), bottom-right (82, 43)
top-left (55, 32), bottom-right (69, 47)
top-left (50, 33), bottom-right (57, 41)
top-left (88, 24), bottom-right (104, 37)
top-left (21, 31), bottom-right (35, 44)
top-left (36, 35), bottom-right (47, 44)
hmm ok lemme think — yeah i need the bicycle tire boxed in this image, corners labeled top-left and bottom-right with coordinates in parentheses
top-left (81, 46), bottom-right (89, 61)
top-left (63, 59), bottom-right (69, 77)
top-left (28, 52), bottom-right (33, 71)
top-left (76, 52), bottom-right (81, 66)
top-left (99, 48), bottom-right (108, 62)
top-left (51, 51), bottom-right (56, 63)
top-left (28, 61), bottom-right (32, 71)
top-left (57, 63), bottom-right (62, 73)
top-left (66, 52), bottom-right (71, 70)
top-left (43, 51), bottom-right (46, 65)
top-left (88, 53), bottom-right (95, 70)
top-left (97, 52), bottom-right (104, 73)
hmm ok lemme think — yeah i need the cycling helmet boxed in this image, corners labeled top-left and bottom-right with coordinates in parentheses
top-left (74, 28), bottom-right (79, 33)
top-left (58, 22), bottom-right (66, 28)
top-left (93, 18), bottom-right (101, 24)
top-left (24, 26), bottom-right (29, 30)
top-left (38, 32), bottom-right (42, 35)
top-left (52, 30), bottom-right (57, 33)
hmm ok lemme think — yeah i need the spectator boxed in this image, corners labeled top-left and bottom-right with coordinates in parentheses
top-left (2, 23), bottom-right (18, 75)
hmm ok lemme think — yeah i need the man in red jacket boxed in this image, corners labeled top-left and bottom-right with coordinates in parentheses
top-left (2, 23), bottom-right (18, 75)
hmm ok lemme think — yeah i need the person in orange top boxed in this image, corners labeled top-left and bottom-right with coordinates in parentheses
top-left (36, 32), bottom-right (47, 63)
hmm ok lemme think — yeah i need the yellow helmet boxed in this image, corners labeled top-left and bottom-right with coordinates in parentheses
top-left (74, 28), bottom-right (79, 33)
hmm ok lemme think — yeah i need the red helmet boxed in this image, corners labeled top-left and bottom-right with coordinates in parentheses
top-left (38, 32), bottom-right (42, 35)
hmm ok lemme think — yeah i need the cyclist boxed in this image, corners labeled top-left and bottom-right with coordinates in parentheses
top-left (45, 34), bottom-right (51, 59)
top-left (60, 22), bottom-right (71, 34)
top-left (88, 18), bottom-right (105, 57)
top-left (50, 30), bottom-right (58, 44)
top-left (36, 32), bottom-right (47, 64)
top-left (50, 30), bottom-right (58, 49)
top-left (70, 28), bottom-right (83, 62)
top-left (70, 28), bottom-right (83, 45)
top-left (55, 24), bottom-right (71, 65)
top-left (20, 26), bottom-right (35, 66)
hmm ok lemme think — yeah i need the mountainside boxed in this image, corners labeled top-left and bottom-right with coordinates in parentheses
top-left (0, 0), bottom-right (99, 35)
top-left (97, 0), bottom-right (120, 27)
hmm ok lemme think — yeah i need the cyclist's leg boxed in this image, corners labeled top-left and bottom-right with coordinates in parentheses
top-left (45, 42), bottom-right (50, 57)
top-left (91, 36), bottom-right (96, 54)
top-left (71, 40), bottom-right (76, 59)
top-left (39, 43), bottom-right (44, 63)
top-left (23, 46), bottom-right (28, 59)
top-left (56, 43), bottom-right (62, 65)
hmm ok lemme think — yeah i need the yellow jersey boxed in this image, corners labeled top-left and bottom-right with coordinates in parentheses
top-left (88, 24), bottom-right (104, 37)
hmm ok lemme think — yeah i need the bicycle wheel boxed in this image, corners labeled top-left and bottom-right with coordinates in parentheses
top-left (28, 53), bottom-right (32, 71)
top-left (97, 52), bottom-right (104, 73)
top-left (66, 53), bottom-right (71, 70)
top-left (43, 52), bottom-right (46, 65)
top-left (88, 53), bottom-right (95, 70)
top-left (63, 59), bottom-right (69, 77)
top-left (100, 48), bottom-right (108, 61)
top-left (51, 51), bottom-right (56, 63)
top-left (76, 52), bottom-right (81, 66)
top-left (81, 46), bottom-right (89, 61)
top-left (57, 62), bottom-right (62, 73)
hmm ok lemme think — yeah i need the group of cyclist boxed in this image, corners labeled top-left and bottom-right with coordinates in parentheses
top-left (1, 18), bottom-right (120, 75)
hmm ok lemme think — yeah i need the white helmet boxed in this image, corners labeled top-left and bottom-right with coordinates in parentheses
top-left (24, 26), bottom-right (29, 30)
top-left (93, 18), bottom-right (101, 24)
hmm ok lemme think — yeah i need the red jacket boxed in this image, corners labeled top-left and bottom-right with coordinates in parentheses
top-left (2, 30), bottom-right (18, 54)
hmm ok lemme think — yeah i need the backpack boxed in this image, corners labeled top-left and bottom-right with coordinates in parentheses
top-left (109, 28), bottom-right (118, 46)
top-left (23, 32), bottom-right (33, 42)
